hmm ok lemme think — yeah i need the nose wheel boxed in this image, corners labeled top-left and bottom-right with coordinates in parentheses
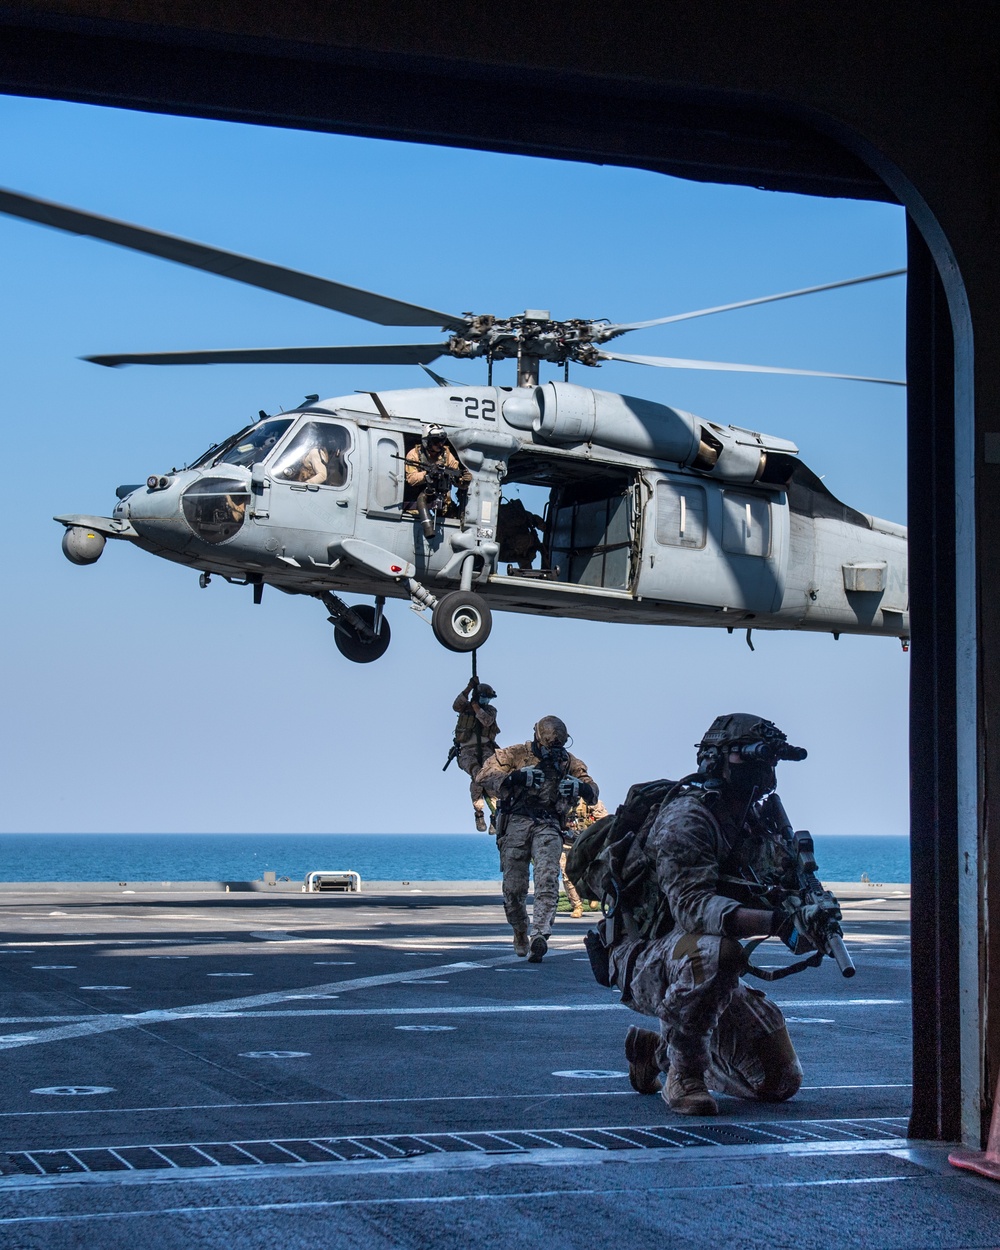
top-left (431, 591), bottom-right (492, 652)
top-left (321, 594), bottom-right (392, 663)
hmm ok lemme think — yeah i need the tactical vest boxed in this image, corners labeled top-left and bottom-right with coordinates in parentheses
top-left (454, 708), bottom-right (499, 749)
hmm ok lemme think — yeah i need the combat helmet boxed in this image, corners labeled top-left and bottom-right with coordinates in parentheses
top-left (533, 715), bottom-right (569, 751)
top-left (696, 713), bottom-right (806, 777)
top-left (422, 424), bottom-right (447, 447)
top-left (477, 684), bottom-right (497, 700)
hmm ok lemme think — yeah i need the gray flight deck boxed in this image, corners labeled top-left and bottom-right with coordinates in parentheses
top-left (0, 879), bottom-right (996, 1248)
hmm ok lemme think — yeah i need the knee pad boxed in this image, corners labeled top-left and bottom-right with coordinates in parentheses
top-left (755, 1026), bottom-right (803, 1102)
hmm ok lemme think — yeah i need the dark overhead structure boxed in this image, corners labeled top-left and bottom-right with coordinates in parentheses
top-left (0, 1), bottom-right (993, 1147)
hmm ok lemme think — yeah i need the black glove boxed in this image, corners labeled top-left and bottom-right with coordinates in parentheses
top-left (578, 781), bottom-right (597, 805)
top-left (771, 909), bottom-right (817, 956)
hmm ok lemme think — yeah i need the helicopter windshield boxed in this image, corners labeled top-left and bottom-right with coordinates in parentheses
top-left (193, 418), bottom-right (294, 470)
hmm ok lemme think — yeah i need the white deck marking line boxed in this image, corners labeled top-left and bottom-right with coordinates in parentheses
top-left (0, 1083), bottom-right (912, 1118)
top-left (0, 998), bottom-right (907, 1029)
top-left (0, 951), bottom-right (572, 1052)
top-left (0, 998), bottom-right (908, 1029)
top-left (0, 1174), bottom-right (923, 1222)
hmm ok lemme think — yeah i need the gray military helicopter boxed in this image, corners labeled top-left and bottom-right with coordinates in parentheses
top-left (0, 189), bottom-right (908, 662)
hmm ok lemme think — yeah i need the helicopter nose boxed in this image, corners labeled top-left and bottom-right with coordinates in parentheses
top-left (122, 471), bottom-right (191, 546)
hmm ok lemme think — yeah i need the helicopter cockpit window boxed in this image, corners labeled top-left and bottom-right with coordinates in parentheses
top-left (270, 422), bottom-right (351, 488)
top-left (196, 418), bottom-right (294, 470)
top-left (181, 477), bottom-right (250, 544)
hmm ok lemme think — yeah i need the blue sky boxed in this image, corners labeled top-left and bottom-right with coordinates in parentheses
top-left (0, 96), bottom-right (908, 836)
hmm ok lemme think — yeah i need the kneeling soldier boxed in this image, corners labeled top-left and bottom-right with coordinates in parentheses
top-left (612, 714), bottom-right (810, 1115)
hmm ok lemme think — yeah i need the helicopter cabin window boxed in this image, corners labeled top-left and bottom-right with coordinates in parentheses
top-left (270, 422), bottom-right (351, 488)
top-left (202, 418), bottom-right (294, 469)
top-left (181, 477), bottom-right (250, 544)
top-left (722, 490), bottom-right (771, 558)
top-left (655, 480), bottom-right (707, 549)
top-left (372, 436), bottom-right (403, 510)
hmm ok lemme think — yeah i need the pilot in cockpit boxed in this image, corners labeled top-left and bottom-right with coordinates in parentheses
top-left (275, 422), bottom-right (349, 488)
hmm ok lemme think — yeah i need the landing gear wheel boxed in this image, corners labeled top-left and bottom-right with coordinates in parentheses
top-left (333, 605), bottom-right (391, 663)
top-left (431, 591), bottom-right (492, 652)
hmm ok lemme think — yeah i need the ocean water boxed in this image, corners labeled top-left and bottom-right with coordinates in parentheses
top-left (0, 832), bottom-right (909, 884)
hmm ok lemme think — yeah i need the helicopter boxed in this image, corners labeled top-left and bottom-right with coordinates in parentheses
top-left (0, 188), bottom-right (908, 662)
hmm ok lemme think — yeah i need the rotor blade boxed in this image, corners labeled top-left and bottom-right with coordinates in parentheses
top-left (605, 270), bottom-right (906, 335)
top-left (0, 187), bottom-right (468, 329)
top-left (597, 349), bottom-right (906, 386)
top-left (85, 343), bottom-right (450, 368)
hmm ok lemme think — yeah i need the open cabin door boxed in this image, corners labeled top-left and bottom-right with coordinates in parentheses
top-left (546, 479), bottom-right (636, 590)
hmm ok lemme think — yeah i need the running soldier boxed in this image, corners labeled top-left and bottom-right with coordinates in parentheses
top-left (479, 716), bottom-right (598, 962)
top-left (450, 678), bottom-right (500, 832)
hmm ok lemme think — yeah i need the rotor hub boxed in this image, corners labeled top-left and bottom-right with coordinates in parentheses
top-left (445, 312), bottom-right (613, 368)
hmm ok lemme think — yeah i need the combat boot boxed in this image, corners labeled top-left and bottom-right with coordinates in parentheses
top-left (570, 905), bottom-right (584, 918)
top-left (527, 935), bottom-right (548, 963)
top-left (513, 929), bottom-right (529, 957)
top-left (664, 1070), bottom-right (719, 1116)
top-left (475, 811), bottom-right (487, 832)
top-left (624, 1026), bottom-right (662, 1095)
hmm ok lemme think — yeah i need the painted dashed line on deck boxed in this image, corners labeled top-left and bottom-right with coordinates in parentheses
top-left (0, 951), bottom-right (575, 1052)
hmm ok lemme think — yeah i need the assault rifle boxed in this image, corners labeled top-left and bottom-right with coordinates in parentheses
top-left (728, 792), bottom-right (856, 981)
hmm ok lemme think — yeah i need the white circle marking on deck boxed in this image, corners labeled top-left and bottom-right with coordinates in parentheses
top-left (31, 1086), bottom-right (115, 1096)
top-left (313, 961), bottom-right (355, 965)
top-left (79, 986), bottom-right (131, 991)
top-left (207, 972), bottom-right (254, 977)
top-left (31, 965), bottom-right (76, 970)
top-left (395, 1025), bottom-right (456, 1032)
top-left (552, 1070), bottom-right (628, 1079)
top-left (239, 1051), bottom-right (310, 1059)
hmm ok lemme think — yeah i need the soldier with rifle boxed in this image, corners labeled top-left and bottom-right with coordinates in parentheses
top-left (446, 677), bottom-right (500, 832)
top-left (571, 713), bottom-right (852, 1116)
top-left (479, 716), bottom-right (599, 962)
top-left (404, 426), bottom-right (470, 539)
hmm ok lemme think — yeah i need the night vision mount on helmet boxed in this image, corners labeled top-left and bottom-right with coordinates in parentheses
top-left (696, 713), bottom-right (808, 775)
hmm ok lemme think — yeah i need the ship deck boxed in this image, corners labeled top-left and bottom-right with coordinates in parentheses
top-left (0, 880), bottom-right (994, 1248)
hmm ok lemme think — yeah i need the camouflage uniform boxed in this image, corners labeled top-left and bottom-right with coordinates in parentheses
top-left (452, 688), bottom-right (500, 819)
top-left (497, 499), bottom-right (545, 569)
top-left (404, 444), bottom-right (470, 516)
top-left (610, 792), bottom-right (802, 1101)
top-left (479, 742), bottom-right (598, 940)
top-left (561, 799), bottom-right (610, 911)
